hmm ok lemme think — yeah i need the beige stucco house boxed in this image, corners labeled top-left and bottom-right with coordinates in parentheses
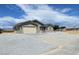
top-left (13, 20), bottom-right (45, 34)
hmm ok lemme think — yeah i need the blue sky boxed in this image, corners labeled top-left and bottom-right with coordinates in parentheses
top-left (0, 4), bottom-right (79, 29)
top-left (1, 4), bottom-right (79, 17)
top-left (48, 4), bottom-right (79, 16)
top-left (0, 4), bottom-right (25, 18)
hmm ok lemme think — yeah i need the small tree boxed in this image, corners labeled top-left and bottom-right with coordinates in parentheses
top-left (53, 25), bottom-right (59, 31)
top-left (0, 29), bottom-right (2, 34)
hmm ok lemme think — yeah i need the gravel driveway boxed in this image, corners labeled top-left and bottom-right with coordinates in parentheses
top-left (0, 32), bottom-right (79, 55)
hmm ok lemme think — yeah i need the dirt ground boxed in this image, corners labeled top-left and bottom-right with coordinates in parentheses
top-left (65, 31), bottom-right (79, 35)
top-left (0, 32), bottom-right (79, 55)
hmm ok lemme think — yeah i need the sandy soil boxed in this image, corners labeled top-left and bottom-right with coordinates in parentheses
top-left (0, 32), bottom-right (79, 55)
top-left (65, 31), bottom-right (79, 35)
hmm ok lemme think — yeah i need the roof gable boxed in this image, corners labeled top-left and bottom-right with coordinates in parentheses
top-left (13, 20), bottom-right (44, 30)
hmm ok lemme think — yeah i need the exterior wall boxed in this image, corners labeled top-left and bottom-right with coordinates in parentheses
top-left (47, 26), bottom-right (53, 32)
top-left (15, 26), bottom-right (23, 33)
top-left (36, 25), bottom-right (41, 33)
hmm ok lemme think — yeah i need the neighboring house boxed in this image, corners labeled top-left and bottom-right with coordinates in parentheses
top-left (0, 28), bottom-right (15, 34)
top-left (65, 28), bottom-right (79, 31)
top-left (2, 29), bottom-right (15, 33)
top-left (13, 20), bottom-right (45, 33)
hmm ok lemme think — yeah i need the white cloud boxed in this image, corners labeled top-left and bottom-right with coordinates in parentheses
top-left (17, 4), bottom-right (79, 27)
top-left (0, 16), bottom-right (27, 29)
top-left (0, 16), bottom-right (26, 23)
top-left (60, 8), bottom-right (72, 13)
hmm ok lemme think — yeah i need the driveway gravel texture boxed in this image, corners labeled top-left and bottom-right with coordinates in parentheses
top-left (0, 32), bottom-right (79, 55)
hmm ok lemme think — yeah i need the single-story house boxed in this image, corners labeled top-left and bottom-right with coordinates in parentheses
top-left (13, 20), bottom-right (45, 33)
top-left (14, 20), bottom-right (66, 34)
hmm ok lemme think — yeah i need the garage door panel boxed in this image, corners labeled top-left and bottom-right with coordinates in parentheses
top-left (23, 27), bottom-right (36, 33)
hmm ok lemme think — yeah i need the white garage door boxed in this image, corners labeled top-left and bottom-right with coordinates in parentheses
top-left (23, 25), bottom-right (37, 33)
